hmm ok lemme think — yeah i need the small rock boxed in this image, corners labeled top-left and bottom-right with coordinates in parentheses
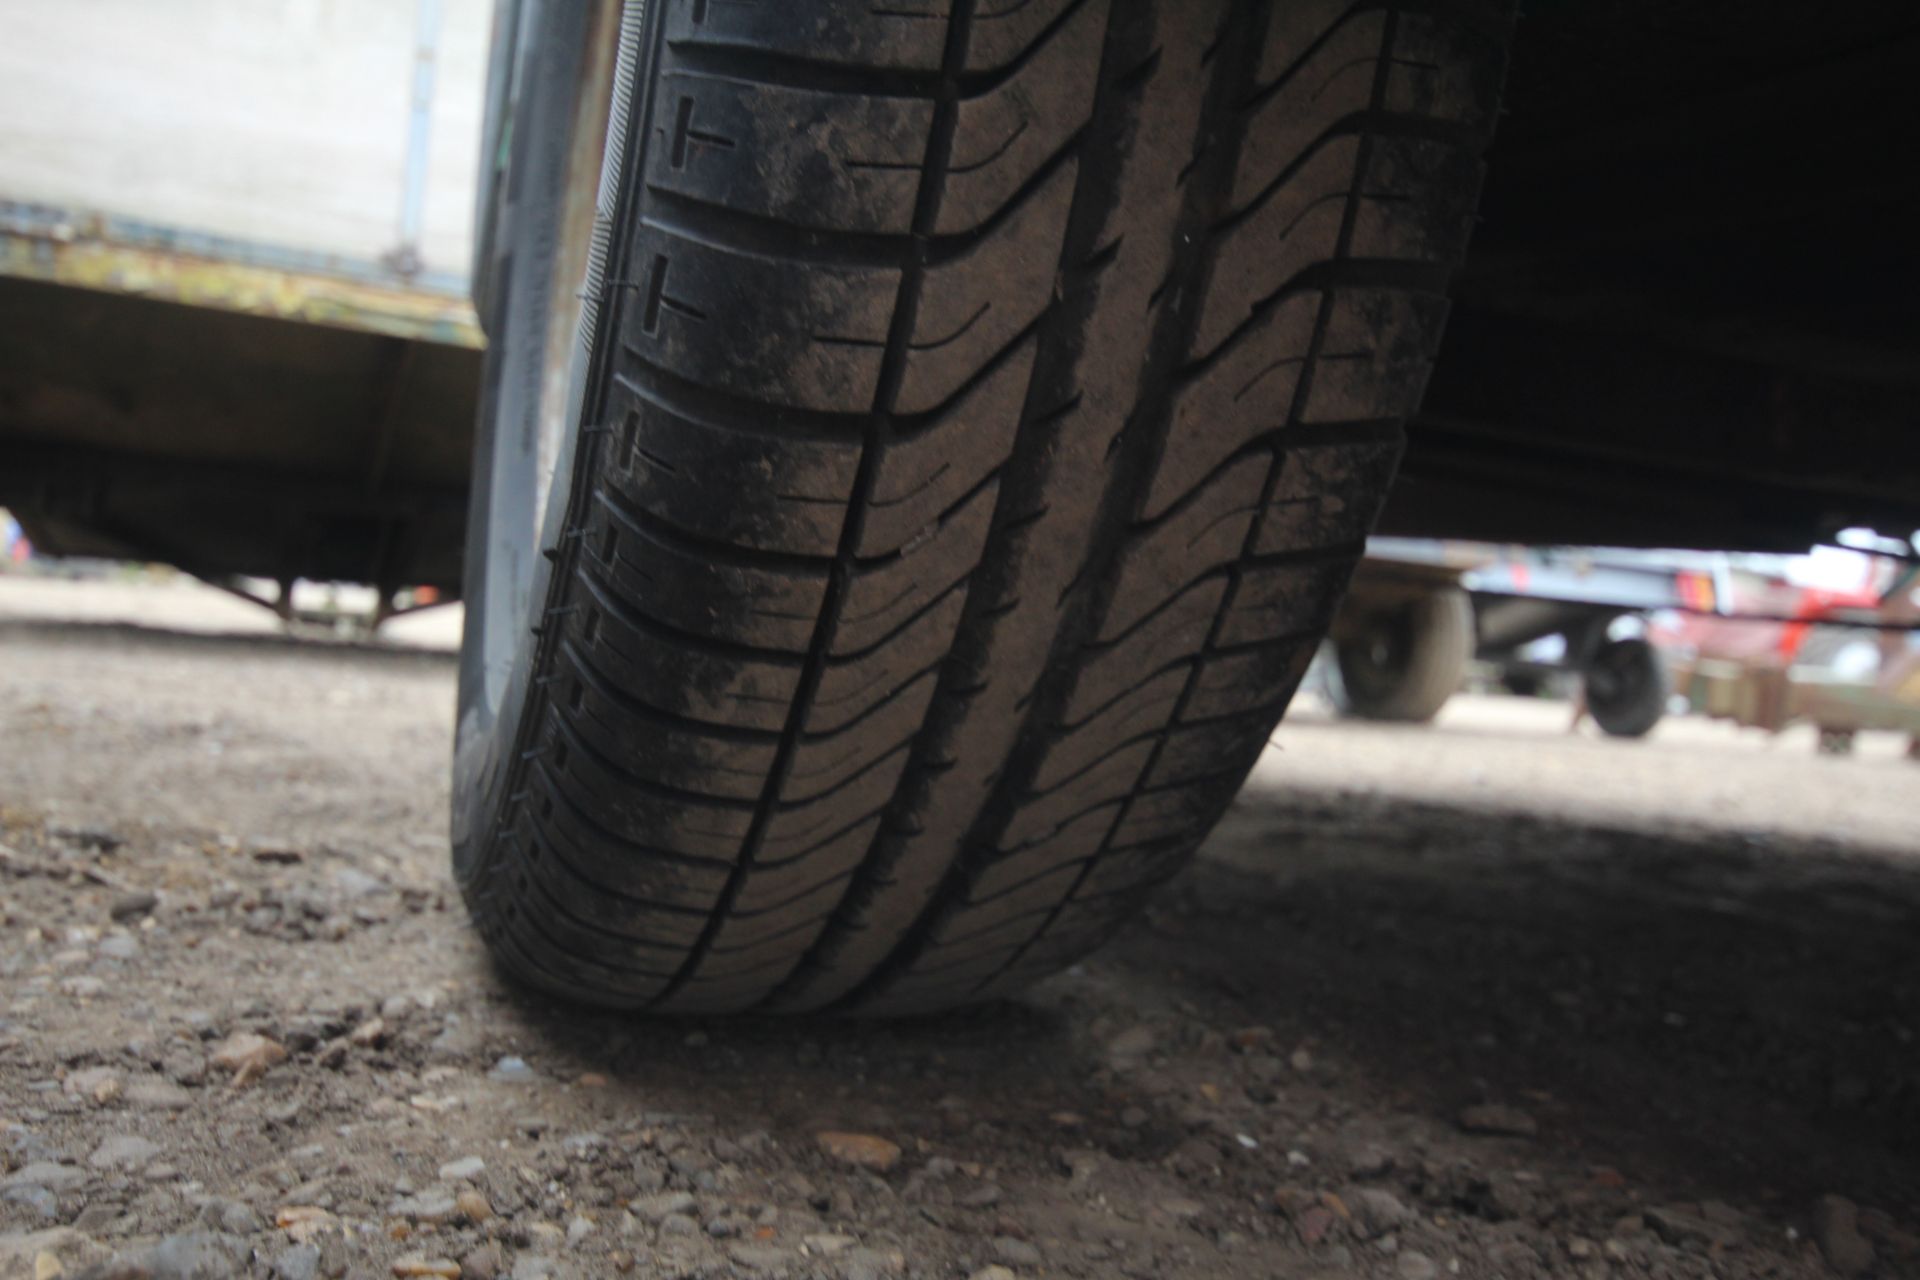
top-left (63, 1067), bottom-right (122, 1106)
top-left (727, 1244), bottom-right (788, 1272)
top-left (1812, 1195), bottom-right (1876, 1276)
top-left (804, 1234), bottom-right (855, 1256)
top-left (391, 1255), bottom-right (461, 1278)
top-left (1106, 1025), bottom-right (1156, 1062)
top-left (4, 1186), bottom-right (59, 1220)
top-left (487, 1056), bottom-right (535, 1084)
top-left (459, 1245), bottom-right (502, 1280)
top-left (1646, 1204), bottom-right (1742, 1250)
top-left (110, 890), bottom-right (161, 921)
top-left (455, 1190), bottom-right (493, 1224)
top-left (271, 1243), bottom-right (322, 1280)
top-left (127, 1079), bottom-right (192, 1111)
top-left (968, 1270), bottom-right (1018, 1280)
top-left (390, 1193), bottom-right (460, 1225)
top-left (1396, 1251), bottom-right (1439, 1280)
top-left (1458, 1103), bottom-right (1537, 1137)
top-left (438, 1157), bottom-right (486, 1182)
top-left (992, 1237), bottom-right (1042, 1267)
top-left (1349, 1187), bottom-right (1413, 1238)
top-left (348, 1017), bottom-right (387, 1048)
top-left (566, 1216), bottom-right (594, 1245)
top-left (88, 1134), bottom-right (162, 1170)
top-left (816, 1131), bottom-right (901, 1173)
top-left (631, 1191), bottom-right (697, 1224)
top-left (129, 1230), bottom-right (249, 1280)
top-left (35, 1250), bottom-right (63, 1280)
top-left (275, 1206), bottom-right (335, 1243)
top-left (209, 1032), bottom-right (287, 1086)
top-left (96, 935), bottom-right (139, 962)
top-left (2, 1163), bottom-right (85, 1192)
top-left (198, 1199), bottom-right (262, 1235)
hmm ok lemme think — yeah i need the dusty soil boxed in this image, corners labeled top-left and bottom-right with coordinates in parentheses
top-left (2, 577), bottom-right (1917, 1280)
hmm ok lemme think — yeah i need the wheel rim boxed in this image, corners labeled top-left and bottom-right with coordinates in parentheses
top-left (453, 0), bottom-right (635, 864)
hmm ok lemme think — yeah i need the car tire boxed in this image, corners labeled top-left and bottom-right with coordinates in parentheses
top-left (1333, 585), bottom-right (1475, 724)
top-left (453, 0), bottom-right (1513, 1014)
top-left (1585, 636), bottom-right (1667, 739)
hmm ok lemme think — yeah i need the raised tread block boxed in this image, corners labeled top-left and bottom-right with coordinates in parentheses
top-left (1148, 292), bottom-right (1320, 520)
top-left (644, 70), bottom-right (932, 234)
top-left (664, 0), bottom-right (950, 72)
top-left (806, 586), bottom-right (968, 732)
top-left (590, 491), bottom-right (827, 653)
top-left (1251, 437), bottom-right (1400, 554)
top-left (938, 0), bottom-right (1108, 234)
top-left (1098, 453), bottom-right (1270, 641)
top-left (602, 378), bottom-right (859, 556)
top-left (1216, 557), bottom-right (1355, 648)
top-left (620, 227), bottom-right (899, 413)
top-left (899, 160), bottom-right (1077, 413)
top-left (832, 480), bottom-right (997, 653)
top-left (565, 572), bottom-right (800, 734)
top-left (966, 0), bottom-right (1083, 72)
top-left (859, 338), bottom-right (1035, 555)
top-left (1063, 576), bottom-right (1226, 723)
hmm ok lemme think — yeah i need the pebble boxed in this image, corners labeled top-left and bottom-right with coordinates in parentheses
top-left (127, 1078), bottom-right (192, 1111)
top-left (804, 1234), bottom-right (854, 1256)
top-left (1106, 1026), bottom-right (1156, 1062)
top-left (460, 1245), bottom-right (502, 1280)
top-left (96, 935), bottom-right (139, 962)
top-left (108, 890), bottom-right (158, 921)
top-left (62, 1067), bottom-right (122, 1106)
top-left (125, 1230), bottom-right (249, 1280)
top-left (969, 1269), bottom-right (1018, 1280)
top-left (2, 1163), bottom-right (86, 1192)
top-left (816, 1131), bottom-right (901, 1173)
top-left (438, 1157), bottom-right (486, 1181)
top-left (208, 1032), bottom-right (287, 1085)
top-left (566, 1215), bottom-right (595, 1244)
top-left (1349, 1187), bottom-right (1413, 1238)
top-left (727, 1244), bottom-right (788, 1272)
top-left (1457, 1103), bottom-right (1538, 1137)
top-left (3, 1186), bottom-right (59, 1220)
top-left (391, 1193), bottom-right (461, 1224)
top-left (1812, 1194), bottom-right (1876, 1276)
top-left (992, 1237), bottom-right (1043, 1267)
top-left (271, 1243), bottom-right (322, 1280)
top-left (456, 1190), bottom-right (493, 1223)
top-left (200, 1198), bottom-right (263, 1235)
top-left (632, 1192), bottom-right (697, 1224)
top-left (88, 1133), bottom-right (162, 1170)
top-left (390, 1255), bottom-right (461, 1277)
top-left (487, 1056), bottom-right (536, 1084)
top-left (1396, 1250), bottom-right (1439, 1280)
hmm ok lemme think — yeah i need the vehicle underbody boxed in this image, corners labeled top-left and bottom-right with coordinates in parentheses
top-left (2, 1), bottom-right (1916, 587)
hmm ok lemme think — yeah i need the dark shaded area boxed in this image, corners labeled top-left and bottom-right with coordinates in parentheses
top-left (1167, 785), bottom-right (1920, 1213)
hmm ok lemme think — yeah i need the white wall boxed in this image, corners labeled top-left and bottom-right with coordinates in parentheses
top-left (0, 0), bottom-right (490, 281)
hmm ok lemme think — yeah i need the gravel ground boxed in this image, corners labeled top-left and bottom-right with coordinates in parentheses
top-left (1, 577), bottom-right (1916, 1280)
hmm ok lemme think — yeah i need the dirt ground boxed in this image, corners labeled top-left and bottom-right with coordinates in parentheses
top-left (2, 576), bottom-right (1916, 1280)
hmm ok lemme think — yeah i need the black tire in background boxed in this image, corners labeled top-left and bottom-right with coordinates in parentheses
top-left (1334, 586), bottom-right (1475, 723)
top-left (455, 0), bottom-right (1514, 1014)
top-left (1585, 636), bottom-right (1668, 739)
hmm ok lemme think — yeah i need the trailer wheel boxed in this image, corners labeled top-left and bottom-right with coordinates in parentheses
top-left (452, 0), bottom-right (1513, 1014)
top-left (1334, 587), bottom-right (1475, 724)
top-left (1585, 636), bottom-right (1668, 739)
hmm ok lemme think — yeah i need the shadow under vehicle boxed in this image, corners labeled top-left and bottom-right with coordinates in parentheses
top-left (3, 0), bottom-right (1919, 1014)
